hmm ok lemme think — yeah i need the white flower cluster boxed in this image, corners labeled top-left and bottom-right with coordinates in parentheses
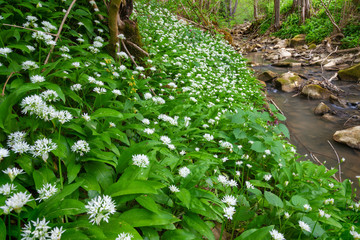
top-left (71, 140), bottom-right (90, 156)
top-left (269, 229), bottom-right (285, 240)
top-left (2, 191), bottom-right (32, 214)
top-left (88, 36), bottom-right (104, 53)
top-left (0, 47), bottom-right (12, 57)
top-left (160, 135), bottom-right (175, 150)
top-left (298, 220), bottom-right (311, 232)
top-left (116, 232), bottom-right (133, 240)
top-left (20, 94), bottom-right (72, 123)
top-left (203, 133), bottom-right (214, 141)
top-left (218, 175), bottom-right (238, 187)
top-left (158, 114), bottom-right (179, 126)
top-left (30, 138), bottom-right (58, 162)
top-left (219, 140), bottom-right (233, 151)
top-left (21, 218), bottom-right (65, 240)
top-left (22, 60), bottom-right (39, 70)
top-left (36, 183), bottom-right (58, 202)
top-left (179, 166), bottom-right (190, 178)
top-left (0, 147), bottom-right (10, 160)
top-left (32, 31), bottom-right (56, 46)
top-left (132, 154), bottom-right (149, 168)
top-left (169, 185), bottom-right (180, 193)
top-left (23, 15), bottom-right (38, 28)
top-left (152, 96), bottom-right (165, 104)
top-left (85, 195), bottom-right (116, 225)
top-left (0, 183), bottom-right (17, 196)
top-left (2, 167), bottom-right (24, 182)
top-left (42, 21), bottom-right (57, 32)
top-left (350, 226), bottom-right (360, 239)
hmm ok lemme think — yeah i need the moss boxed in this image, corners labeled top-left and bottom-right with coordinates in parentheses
top-left (308, 43), bottom-right (316, 49)
top-left (338, 63), bottom-right (360, 81)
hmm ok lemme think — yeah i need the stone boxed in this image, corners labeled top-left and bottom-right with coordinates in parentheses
top-left (322, 113), bottom-right (340, 122)
top-left (308, 43), bottom-right (317, 50)
top-left (257, 70), bottom-right (277, 82)
top-left (278, 48), bottom-right (292, 58)
top-left (330, 95), bottom-right (348, 108)
top-left (338, 63), bottom-right (360, 81)
top-left (314, 102), bottom-right (330, 115)
top-left (301, 84), bottom-right (332, 99)
top-left (272, 62), bottom-right (292, 67)
top-left (289, 34), bottom-right (306, 48)
top-left (333, 126), bottom-right (360, 149)
top-left (274, 39), bottom-right (287, 49)
top-left (275, 72), bottom-right (304, 92)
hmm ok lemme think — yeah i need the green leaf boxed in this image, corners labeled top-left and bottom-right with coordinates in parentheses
top-left (43, 82), bottom-right (66, 102)
top-left (183, 212), bottom-right (215, 240)
top-left (302, 216), bottom-right (326, 237)
top-left (67, 162), bottom-right (81, 184)
top-left (291, 195), bottom-right (308, 207)
top-left (61, 229), bottom-right (90, 240)
top-left (119, 208), bottom-right (180, 227)
top-left (176, 188), bottom-right (191, 209)
top-left (107, 128), bottom-right (130, 146)
top-left (136, 195), bottom-right (161, 214)
top-left (91, 108), bottom-right (123, 119)
top-left (235, 226), bottom-right (274, 240)
top-left (84, 162), bottom-right (114, 190)
top-left (43, 199), bottom-right (86, 219)
top-left (105, 180), bottom-right (165, 197)
top-left (161, 229), bottom-right (197, 240)
top-left (33, 167), bottom-right (56, 189)
top-left (0, 218), bottom-right (6, 240)
top-left (277, 123), bottom-right (290, 139)
top-left (233, 206), bottom-right (255, 221)
top-left (264, 191), bottom-right (284, 208)
top-left (250, 141), bottom-right (266, 152)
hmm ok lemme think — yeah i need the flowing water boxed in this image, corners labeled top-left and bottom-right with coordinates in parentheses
top-left (245, 52), bottom-right (360, 182)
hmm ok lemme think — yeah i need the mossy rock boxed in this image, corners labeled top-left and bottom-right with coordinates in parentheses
top-left (308, 43), bottom-right (316, 50)
top-left (314, 102), bottom-right (330, 115)
top-left (338, 63), bottom-right (360, 81)
top-left (274, 72), bottom-right (303, 92)
top-left (301, 84), bottom-right (331, 99)
top-left (289, 34), bottom-right (306, 48)
top-left (256, 70), bottom-right (277, 82)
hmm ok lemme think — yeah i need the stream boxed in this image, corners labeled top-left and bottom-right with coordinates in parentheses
top-left (245, 52), bottom-right (360, 183)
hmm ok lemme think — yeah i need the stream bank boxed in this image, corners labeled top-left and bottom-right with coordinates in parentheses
top-left (231, 27), bottom-right (360, 182)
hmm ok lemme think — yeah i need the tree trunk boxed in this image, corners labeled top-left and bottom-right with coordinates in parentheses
top-left (291, 0), bottom-right (299, 12)
top-left (231, 0), bottom-right (238, 18)
top-left (274, 0), bottom-right (280, 30)
top-left (254, 0), bottom-right (258, 19)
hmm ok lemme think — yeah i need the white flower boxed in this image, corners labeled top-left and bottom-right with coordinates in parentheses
top-left (184, 116), bottom-right (191, 127)
top-left (179, 166), bottom-right (190, 178)
top-left (263, 174), bottom-right (272, 181)
top-left (298, 220), bottom-right (311, 232)
top-left (228, 179), bottom-right (238, 187)
top-left (22, 60), bottom-right (39, 70)
top-left (30, 138), bottom-right (57, 162)
top-left (269, 229), bottom-right (285, 240)
top-left (5, 192), bottom-right (32, 213)
top-left (152, 96), bottom-right (165, 104)
top-left (350, 226), bottom-right (360, 239)
top-left (71, 84), bottom-right (82, 91)
top-left (203, 133), bottom-right (214, 141)
top-left (169, 185), bottom-right (180, 193)
top-left (82, 113), bottom-right (91, 121)
top-left (109, 122), bottom-right (116, 128)
top-left (3, 167), bottom-right (24, 182)
top-left (59, 46), bottom-right (70, 52)
top-left (136, 66), bottom-right (144, 71)
top-left (246, 181), bottom-right (254, 189)
top-left (93, 41), bottom-right (103, 48)
top-left (265, 149), bottom-right (271, 155)
top-left (49, 226), bottom-right (66, 240)
top-left (144, 92), bottom-right (152, 100)
top-left (324, 198), bottom-right (334, 205)
top-left (117, 51), bottom-right (128, 58)
top-left (61, 53), bottom-right (72, 59)
top-left (93, 87), bottom-right (107, 94)
top-left (57, 110), bottom-right (73, 124)
top-left (132, 154), bottom-right (149, 168)
top-left (71, 140), bottom-right (90, 156)
top-left (223, 206), bottom-right (236, 220)
top-left (116, 232), bottom-right (133, 240)
top-left (41, 90), bottom-right (59, 102)
top-left (0, 148), bottom-right (10, 160)
top-left (221, 195), bottom-right (237, 206)
top-left (72, 62), bottom-right (80, 68)
top-left (142, 118), bottom-right (150, 125)
top-left (144, 128), bottom-right (155, 135)
top-left (0, 47), bottom-right (12, 57)
top-left (222, 157), bottom-right (228, 162)
top-left (36, 183), bottom-right (58, 202)
top-left (160, 135), bottom-right (171, 145)
top-left (21, 218), bottom-right (51, 239)
top-left (112, 89), bottom-right (122, 96)
top-left (85, 195), bottom-right (116, 225)
top-left (303, 204), bottom-right (312, 212)
top-left (328, 183), bottom-right (334, 188)
top-left (0, 205), bottom-right (12, 214)
top-left (0, 183), bottom-right (16, 196)
top-left (180, 150), bottom-right (186, 155)
top-left (42, 21), bottom-right (57, 32)
top-left (118, 34), bottom-right (126, 40)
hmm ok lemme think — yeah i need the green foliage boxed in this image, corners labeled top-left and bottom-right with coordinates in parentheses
top-left (0, 0), bottom-right (359, 239)
top-left (341, 22), bottom-right (360, 48)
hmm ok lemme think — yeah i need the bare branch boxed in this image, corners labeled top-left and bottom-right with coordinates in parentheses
top-left (121, 39), bottom-right (138, 67)
top-left (2, 24), bottom-right (57, 36)
top-left (125, 40), bottom-right (149, 57)
top-left (2, 72), bottom-right (15, 97)
top-left (327, 140), bottom-right (342, 182)
top-left (44, 0), bottom-right (77, 65)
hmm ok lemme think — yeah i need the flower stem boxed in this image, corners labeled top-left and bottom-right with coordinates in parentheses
top-left (17, 212), bottom-right (21, 238)
top-left (58, 125), bottom-right (63, 189)
top-left (219, 221), bottom-right (226, 240)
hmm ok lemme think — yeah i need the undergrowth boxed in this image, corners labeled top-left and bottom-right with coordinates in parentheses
top-left (0, 0), bottom-right (359, 239)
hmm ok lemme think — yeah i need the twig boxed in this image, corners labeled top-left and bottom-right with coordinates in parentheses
top-left (310, 152), bottom-right (340, 182)
top-left (125, 40), bottom-right (149, 57)
top-left (327, 140), bottom-right (342, 182)
top-left (320, 46), bottom-right (338, 73)
top-left (2, 24), bottom-right (58, 36)
top-left (268, 98), bottom-right (285, 116)
top-left (2, 72), bottom-right (15, 97)
top-left (328, 72), bottom-right (338, 82)
top-left (89, 0), bottom-right (104, 20)
top-left (43, 0), bottom-right (77, 65)
top-left (121, 39), bottom-right (138, 67)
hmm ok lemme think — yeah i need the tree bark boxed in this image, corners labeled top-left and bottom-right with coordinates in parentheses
top-left (254, 0), bottom-right (258, 20)
top-left (274, 0), bottom-right (280, 30)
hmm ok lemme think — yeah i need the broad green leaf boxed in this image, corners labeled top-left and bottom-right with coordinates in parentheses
top-left (277, 123), bottom-right (290, 139)
top-left (67, 162), bottom-right (81, 184)
top-left (161, 229), bottom-right (197, 240)
top-left (0, 218), bottom-right (5, 240)
top-left (235, 225), bottom-right (274, 240)
top-left (136, 195), bottom-right (161, 214)
top-left (264, 191), bottom-right (284, 208)
top-left (302, 216), bottom-right (326, 237)
top-left (119, 208), bottom-right (180, 227)
top-left (233, 206), bottom-right (255, 221)
top-left (91, 108), bottom-right (123, 119)
top-left (183, 212), bottom-right (215, 240)
top-left (61, 229), bottom-right (90, 240)
top-left (105, 180), bottom-right (165, 197)
top-left (84, 162), bottom-right (114, 190)
top-left (291, 195), bottom-right (308, 207)
top-left (141, 227), bottom-right (159, 240)
top-left (251, 141), bottom-right (266, 153)
top-left (43, 199), bottom-right (86, 219)
top-left (43, 82), bottom-right (66, 102)
top-left (176, 188), bottom-right (191, 209)
top-left (33, 167), bottom-right (56, 190)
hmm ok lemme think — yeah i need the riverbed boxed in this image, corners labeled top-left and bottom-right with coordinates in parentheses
top-left (245, 52), bottom-right (360, 183)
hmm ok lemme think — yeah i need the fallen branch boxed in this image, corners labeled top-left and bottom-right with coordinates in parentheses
top-left (2, 24), bottom-right (57, 36)
top-left (319, 0), bottom-right (341, 33)
top-left (43, 0), bottom-right (77, 65)
top-left (2, 72), bottom-right (15, 97)
top-left (335, 47), bottom-right (360, 54)
top-left (320, 46), bottom-right (338, 73)
top-left (125, 40), bottom-right (149, 57)
top-left (121, 39), bottom-right (138, 67)
top-left (327, 140), bottom-right (342, 182)
top-left (268, 98), bottom-right (285, 116)
top-left (310, 152), bottom-right (340, 182)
